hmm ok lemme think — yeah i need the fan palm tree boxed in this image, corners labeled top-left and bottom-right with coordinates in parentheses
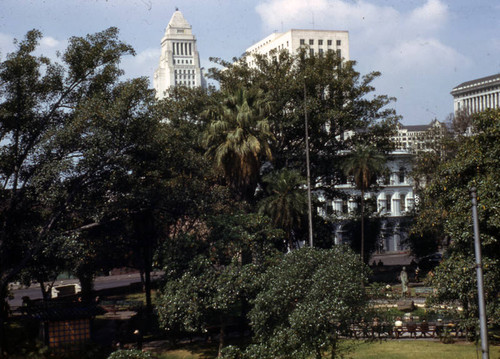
top-left (258, 168), bottom-right (307, 251)
top-left (203, 87), bottom-right (273, 201)
top-left (342, 144), bottom-right (386, 263)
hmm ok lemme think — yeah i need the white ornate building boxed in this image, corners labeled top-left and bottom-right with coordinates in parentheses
top-left (451, 73), bottom-right (500, 115)
top-left (154, 10), bottom-right (205, 99)
top-left (327, 119), bottom-right (446, 253)
top-left (244, 29), bottom-right (349, 65)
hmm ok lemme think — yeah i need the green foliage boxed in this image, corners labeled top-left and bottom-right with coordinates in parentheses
top-left (107, 349), bottom-right (154, 359)
top-left (203, 87), bottom-right (274, 201)
top-left (208, 50), bottom-right (398, 201)
top-left (414, 109), bottom-right (500, 333)
top-left (257, 168), bottom-right (308, 249)
top-left (246, 246), bottom-right (368, 358)
top-left (0, 26), bottom-right (141, 309)
top-left (156, 212), bottom-right (283, 356)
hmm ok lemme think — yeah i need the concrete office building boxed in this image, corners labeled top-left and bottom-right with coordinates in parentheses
top-left (451, 73), bottom-right (500, 115)
top-left (154, 10), bottom-right (205, 99)
top-left (245, 29), bottom-right (349, 66)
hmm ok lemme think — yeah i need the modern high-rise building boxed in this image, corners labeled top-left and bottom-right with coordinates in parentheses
top-left (451, 73), bottom-right (500, 115)
top-left (244, 29), bottom-right (349, 66)
top-left (154, 10), bottom-right (205, 99)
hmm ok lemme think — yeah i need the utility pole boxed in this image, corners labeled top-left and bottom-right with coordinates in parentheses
top-left (304, 77), bottom-right (313, 247)
top-left (470, 188), bottom-right (489, 359)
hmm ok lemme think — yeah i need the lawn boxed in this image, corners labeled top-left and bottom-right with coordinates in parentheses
top-left (348, 340), bottom-right (499, 359)
top-left (156, 340), bottom-right (500, 359)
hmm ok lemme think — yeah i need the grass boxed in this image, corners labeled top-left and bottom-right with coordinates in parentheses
top-left (155, 340), bottom-right (500, 359)
top-left (347, 340), bottom-right (500, 359)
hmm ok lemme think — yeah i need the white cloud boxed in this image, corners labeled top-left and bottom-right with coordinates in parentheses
top-left (384, 37), bottom-right (469, 73)
top-left (121, 47), bottom-right (160, 84)
top-left (255, 0), bottom-right (469, 124)
top-left (408, 0), bottom-right (448, 32)
top-left (40, 36), bottom-right (60, 48)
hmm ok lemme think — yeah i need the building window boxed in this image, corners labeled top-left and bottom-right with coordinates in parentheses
top-left (386, 194), bottom-right (392, 213)
top-left (336, 40), bottom-right (341, 46)
top-left (318, 39), bottom-right (323, 45)
top-left (309, 48), bottom-right (314, 56)
top-left (319, 48), bottom-right (324, 55)
top-left (309, 39), bottom-right (314, 45)
top-left (300, 39), bottom-right (305, 45)
top-left (327, 40), bottom-right (332, 46)
top-left (336, 49), bottom-right (341, 57)
top-left (400, 193), bottom-right (406, 212)
top-left (398, 168), bottom-right (406, 184)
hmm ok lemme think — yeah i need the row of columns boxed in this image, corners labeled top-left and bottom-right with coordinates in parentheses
top-left (331, 193), bottom-right (414, 217)
top-left (334, 220), bottom-right (404, 252)
top-left (458, 91), bottom-right (500, 114)
top-left (173, 42), bottom-right (192, 56)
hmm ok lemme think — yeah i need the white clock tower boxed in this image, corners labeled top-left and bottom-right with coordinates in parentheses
top-left (154, 10), bottom-right (205, 99)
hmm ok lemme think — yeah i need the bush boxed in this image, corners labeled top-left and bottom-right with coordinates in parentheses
top-left (107, 349), bottom-right (154, 359)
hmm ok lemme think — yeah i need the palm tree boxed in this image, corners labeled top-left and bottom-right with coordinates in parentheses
top-left (258, 168), bottom-right (307, 251)
top-left (342, 144), bottom-right (386, 263)
top-left (203, 87), bottom-right (273, 201)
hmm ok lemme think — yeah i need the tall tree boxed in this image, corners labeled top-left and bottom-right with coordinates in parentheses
top-left (258, 168), bottom-right (308, 251)
top-left (203, 87), bottom-right (274, 201)
top-left (342, 144), bottom-right (386, 262)
top-left (209, 50), bottom-right (397, 195)
top-left (414, 109), bottom-right (500, 334)
top-left (0, 27), bottom-right (142, 352)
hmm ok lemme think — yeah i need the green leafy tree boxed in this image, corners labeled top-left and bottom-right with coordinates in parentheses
top-left (245, 246), bottom-right (368, 359)
top-left (203, 87), bottom-right (274, 201)
top-left (0, 27), bottom-right (137, 350)
top-left (342, 144), bottom-right (386, 262)
top-left (258, 168), bottom-right (308, 250)
top-left (209, 51), bottom-right (397, 201)
top-left (156, 212), bottom-right (283, 357)
top-left (415, 109), bottom-right (500, 333)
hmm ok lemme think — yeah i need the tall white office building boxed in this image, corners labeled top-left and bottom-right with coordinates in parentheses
top-left (451, 73), bottom-right (500, 115)
top-left (245, 29), bottom-right (349, 66)
top-left (154, 10), bottom-right (205, 99)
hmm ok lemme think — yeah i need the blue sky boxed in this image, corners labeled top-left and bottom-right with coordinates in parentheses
top-left (1, 0), bottom-right (499, 125)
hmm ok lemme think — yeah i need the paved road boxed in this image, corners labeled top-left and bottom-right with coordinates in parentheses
top-left (8, 272), bottom-right (162, 308)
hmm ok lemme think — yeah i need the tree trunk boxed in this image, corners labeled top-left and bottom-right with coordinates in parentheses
top-left (144, 267), bottom-right (152, 312)
top-left (78, 274), bottom-right (94, 304)
top-left (361, 189), bottom-right (365, 263)
top-left (218, 318), bottom-right (225, 358)
top-left (0, 284), bottom-right (8, 358)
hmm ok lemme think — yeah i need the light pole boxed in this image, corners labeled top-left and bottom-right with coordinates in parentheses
top-left (304, 77), bottom-right (313, 247)
top-left (470, 187), bottom-right (489, 359)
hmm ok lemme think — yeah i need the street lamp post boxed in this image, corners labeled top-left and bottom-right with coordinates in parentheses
top-left (304, 77), bottom-right (313, 247)
top-left (470, 187), bottom-right (489, 359)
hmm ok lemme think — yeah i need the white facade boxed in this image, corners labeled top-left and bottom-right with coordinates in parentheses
top-left (328, 151), bottom-right (415, 253)
top-left (391, 119), bottom-right (446, 152)
top-left (154, 10), bottom-right (205, 99)
top-left (245, 29), bottom-right (349, 66)
top-left (451, 73), bottom-right (500, 115)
